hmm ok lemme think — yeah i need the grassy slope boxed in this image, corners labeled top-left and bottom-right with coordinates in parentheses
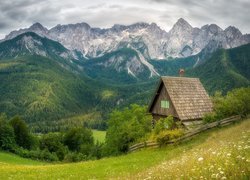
top-left (0, 152), bottom-right (45, 166)
top-left (92, 130), bottom-right (106, 143)
top-left (0, 119), bottom-right (249, 179)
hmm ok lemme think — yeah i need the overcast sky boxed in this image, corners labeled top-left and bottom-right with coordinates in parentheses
top-left (0, 0), bottom-right (249, 39)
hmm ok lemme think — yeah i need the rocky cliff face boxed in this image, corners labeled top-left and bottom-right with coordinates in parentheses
top-left (4, 18), bottom-right (250, 60)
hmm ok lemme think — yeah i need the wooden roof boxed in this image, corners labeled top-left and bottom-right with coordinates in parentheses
top-left (149, 76), bottom-right (213, 121)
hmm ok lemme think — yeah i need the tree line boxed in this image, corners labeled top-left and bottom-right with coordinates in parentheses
top-left (0, 87), bottom-right (249, 161)
top-left (0, 115), bottom-right (102, 162)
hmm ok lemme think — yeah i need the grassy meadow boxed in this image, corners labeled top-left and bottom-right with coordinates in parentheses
top-left (0, 119), bottom-right (249, 179)
top-left (92, 130), bottom-right (106, 143)
top-left (0, 152), bottom-right (45, 166)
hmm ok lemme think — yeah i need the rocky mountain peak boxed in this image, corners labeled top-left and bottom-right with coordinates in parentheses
top-left (174, 18), bottom-right (192, 29)
top-left (111, 24), bottom-right (127, 32)
top-left (224, 26), bottom-right (242, 37)
top-left (29, 22), bottom-right (47, 31)
top-left (128, 22), bottom-right (150, 30)
top-left (51, 22), bottom-right (91, 31)
top-left (148, 23), bottom-right (162, 30)
top-left (208, 24), bottom-right (222, 33)
top-left (169, 18), bottom-right (193, 36)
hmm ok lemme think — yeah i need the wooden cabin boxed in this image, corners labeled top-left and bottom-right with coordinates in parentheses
top-left (148, 76), bottom-right (213, 127)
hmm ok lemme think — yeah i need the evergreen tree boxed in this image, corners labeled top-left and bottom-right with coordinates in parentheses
top-left (0, 114), bottom-right (16, 150)
top-left (9, 116), bottom-right (34, 150)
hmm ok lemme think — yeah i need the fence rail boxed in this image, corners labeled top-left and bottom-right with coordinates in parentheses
top-left (128, 115), bottom-right (241, 152)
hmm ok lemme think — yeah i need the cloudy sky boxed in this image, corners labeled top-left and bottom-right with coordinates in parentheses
top-left (0, 0), bottom-right (249, 39)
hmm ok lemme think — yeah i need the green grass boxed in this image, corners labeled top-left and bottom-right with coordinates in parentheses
top-left (92, 130), bottom-right (106, 143)
top-left (101, 90), bottom-right (116, 100)
top-left (0, 119), bottom-right (249, 179)
top-left (0, 152), bottom-right (45, 166)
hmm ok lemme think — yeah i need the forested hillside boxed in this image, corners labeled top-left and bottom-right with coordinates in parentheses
top-left (0, 55), bottom-right (98, 122)
top-left (188, 43), bottom-right (250, 94)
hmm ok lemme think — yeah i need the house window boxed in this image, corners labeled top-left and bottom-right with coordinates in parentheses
top-left (161, 100), bottom-right (169, 108)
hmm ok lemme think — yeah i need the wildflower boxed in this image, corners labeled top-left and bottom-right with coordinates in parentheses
top-left (220, 171), bottom-right (224, 174)
top-left (221, 177), bottom-right (227, 179)
top-left (226, 153), bottom-right (231, 157)
top-left (212, 151), bottom-right (216, 155)
top-left (198, 157), bottom-right (204, 162)
top-left (211, 174), bottom-right (216, 178)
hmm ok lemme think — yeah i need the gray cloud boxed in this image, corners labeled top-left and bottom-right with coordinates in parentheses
top-left (0, 0), bottom-right (249, 39)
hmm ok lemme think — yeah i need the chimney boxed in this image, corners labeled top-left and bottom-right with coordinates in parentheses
top-left (179, 69), bottom-right (185, 77)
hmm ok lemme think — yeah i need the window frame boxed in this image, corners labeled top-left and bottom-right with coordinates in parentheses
top-left (161, 100), bottom-right (169, 109)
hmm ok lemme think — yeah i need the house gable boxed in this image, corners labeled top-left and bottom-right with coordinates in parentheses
top-left (148, 76), bottom-right (213, 121)
top-left (150, 81), bottom-right (178, 119)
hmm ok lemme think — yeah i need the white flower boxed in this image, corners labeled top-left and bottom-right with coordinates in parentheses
top-left (198, 157), bottom-right (204, 161)
top-left (227, 153), bottom-right (231, 157)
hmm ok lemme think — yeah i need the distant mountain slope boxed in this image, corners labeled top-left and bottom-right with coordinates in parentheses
top-left (0, 33), bottom-right (101, 122)
top-left (188, 43), bottom-right (250, 94)
top-left (0, 55), bottom-right (98, 122)
top-left (0, 32), bottom-right (156, 124)
top-left (0, 32), bottom-right (72, 60)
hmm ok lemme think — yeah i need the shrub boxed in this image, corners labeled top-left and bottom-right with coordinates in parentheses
top-left (40, 149), bottom-right (59, 161)
top-left (0, 114), bottom-right (16, 150)
top-left (90, 141), bottom-right (103, 160)
top-left (154, 116), bottom-right (174, 135)
top-left (105, 104), bottom-right (152, 155)
top-left (64, 152), bottom-right (87, 162)
top-left (12, 147), bottom-right (59, 162)
top-left (202, 112), bottom-right (220, 123)
top-left (64, 127), bottom-right (94, 155)
top-left (40, 133), bottom-right (68, 161)
top-left (156, 129), bottom-right (184, 146)
top-left (213, 88), bottom-right (250, 118)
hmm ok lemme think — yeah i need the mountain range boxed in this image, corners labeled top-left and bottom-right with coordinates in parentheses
top-left (0, 18), bottom-right (249, 129)
top-left (2, 18), bottom-right (250, 79)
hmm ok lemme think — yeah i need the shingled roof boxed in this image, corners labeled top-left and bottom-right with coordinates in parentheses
top-left (149, 77), bottom-right (213, 121)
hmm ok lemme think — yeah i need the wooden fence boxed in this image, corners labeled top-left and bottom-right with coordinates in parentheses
top-left (129, 115), bottom-right (241, 152)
